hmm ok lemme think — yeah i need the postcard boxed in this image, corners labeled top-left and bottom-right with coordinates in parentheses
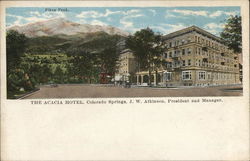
top-left (1, 0), bottom-right (249, 160)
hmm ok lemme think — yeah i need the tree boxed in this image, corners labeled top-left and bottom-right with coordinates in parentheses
top-left (40, 64), bottom-right (52, 83)
top-left (6, 30), bottom-right (28, 72)
top-left (67, 48), bottom-right (99, 83)
top-left (29, 63), bottom-right (43, 84)
top-left (54, 65), bottom-right (64, 83)
top-left (220, 15), bottom-right (242, 53)
top-left (98, 47), bottom-right (119, 76)
top-left (126, 28), bottom-right (165, 85)
top-left (6, 30), bottom-right (29, 98)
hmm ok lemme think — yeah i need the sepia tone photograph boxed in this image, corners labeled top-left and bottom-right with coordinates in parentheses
top-left (6, 6), bottom-right (243, 99)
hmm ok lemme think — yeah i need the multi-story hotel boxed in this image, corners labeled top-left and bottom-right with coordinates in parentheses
top-left (133, 25), bottom-right (240, 86)
top-left (115, 49), bottom-right (137, 83)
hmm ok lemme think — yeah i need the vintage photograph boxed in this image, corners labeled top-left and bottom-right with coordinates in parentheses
top-left (6, 6), bottom-right (243, 99)
top-left (1, 1), bottom-right (249, 161)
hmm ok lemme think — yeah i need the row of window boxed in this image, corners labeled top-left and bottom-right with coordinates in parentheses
top-left (167, 37), bottom-right (192, 48)
top-left (195, 47), bottom-right (235, 61)
top-left (194, 35), bottom-right (231, 52)
top-left (165, 48), bottom-right (192, 58)
top-left (165, 32), bottom-right (233, 53)
top-left (166, 59), bottom-right (237, 69)
top-left (166, 34), bottom-right (229, 52)
top-left (165, 71), bottom-right (236, 81)
top-left (195, 61), bottom-right (238, 69)
top-left (166, 59), bottom-right (192, 68)
top-left (166, 48), bottom-right (236, 63)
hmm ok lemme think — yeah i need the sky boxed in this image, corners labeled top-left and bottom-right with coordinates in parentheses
top-left (6, 7), bottom-right (240, 36)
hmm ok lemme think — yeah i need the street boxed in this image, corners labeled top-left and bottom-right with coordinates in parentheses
top-left (22, 84), bottom-right (243, 99)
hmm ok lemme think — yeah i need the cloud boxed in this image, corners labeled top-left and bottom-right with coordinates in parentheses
top-left (165, 10), bottom-right (188, 19)
top-left (165, 9), bottom-right (239, 19)
top-left (171, 9), bottom-right (208, 16)
top-left (24, 16), bottom-right (47, 22)
top-left (107, 17), bottom-right (112, 22)
top-left (90, 20), bottom-right (107, 26)
top-left (7, 11), bottom-right (66, 26)
top-left (76, 11), bottom-right (102, 18)
top-left (148, 9), bottom-right (156, 16)
top-left (209, 10), bottom-right (238, 18)
top-left (119, 9), bottom-right (143, 32)
top-left (75, 9), bottom-right (142, 29)
top-left (151, 23), bottom-right (187, 34)
top-left (163, 23), bottom-right (187, 32)
top-left (123, 9), bottom-right (141, 16)
top-left (203, 22), bottom-right (225, 35)
top-left (120, 18), bottom-right (133, 28)
top-left (204, 23), bottom-right (224, 29)
top-left (224, 11), bottom-right (238, 16)
top-left (76, 9), bottom-right (123, 18)
top-left (6, 14), bottom-right (24, 26)
top-left (42, 11), bottom-right (66, 19)
top-left (165, 12), bottom-right (178, 18)
top-left (30, 11), bottom-right (41, 17)
top-left (75, 9), bottom-right (143, 32)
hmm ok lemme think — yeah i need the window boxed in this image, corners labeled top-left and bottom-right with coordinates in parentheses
top-left (207, 73), bottom-right (211, 79)
top-left (169, 51), bottom-right (172, 57)
top-left (165, 53), bottom-right (168, 58)
top-left (182, 60), bottom-right (186, 66)
top-left (198, 71), bottom-right (206, 80)
top-left (165, 72), bottom-right (172, 81)
top-left (174, 50), bottom-right (177, 56)
top-left (187, 48), bottom-right (191, 54)
top-left (215, 73), bottom-right (218, 80)
top-left (182, 71), bottom-right (192, 80)
top-left (169, 42), bottom-right (172, 47)
top-left (174, 61), bottom-right (179, 67)
top-left (188, 59), bottom-right (191, 66)
top-left (182, 39), bottom-right (185, 44)
top-left (182, 49), bottom-right (185, 55)
top-left (168, 62), bottom-right (172, 68)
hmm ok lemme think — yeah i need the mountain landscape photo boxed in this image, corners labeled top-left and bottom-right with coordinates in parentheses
top-left (7, 18), bottom-right (129, 54)
top-left (6, 7), bottom-right (242, 99)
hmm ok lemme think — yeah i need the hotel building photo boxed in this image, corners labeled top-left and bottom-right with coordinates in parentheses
top-left (117, 26), bottom-right (241, 87)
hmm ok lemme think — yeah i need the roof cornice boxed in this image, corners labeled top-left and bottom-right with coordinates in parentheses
top-left (163, 25), bottom-right (223, 43)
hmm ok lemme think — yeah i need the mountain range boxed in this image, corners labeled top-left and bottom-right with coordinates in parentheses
top-left (7, 18), bottom-right (129, 37)
top-left (7, 18), bottom-right (129, 55)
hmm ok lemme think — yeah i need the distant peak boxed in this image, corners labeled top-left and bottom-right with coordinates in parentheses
top-left (7, 17), bottom-right (129, 37)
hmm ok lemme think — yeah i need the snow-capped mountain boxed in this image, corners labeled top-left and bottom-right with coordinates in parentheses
top-left (7, 18), bottom-right (129, 37)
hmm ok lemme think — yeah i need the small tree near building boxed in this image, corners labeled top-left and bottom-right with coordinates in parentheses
top-left (126, 28), bottom-right (166, 86)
